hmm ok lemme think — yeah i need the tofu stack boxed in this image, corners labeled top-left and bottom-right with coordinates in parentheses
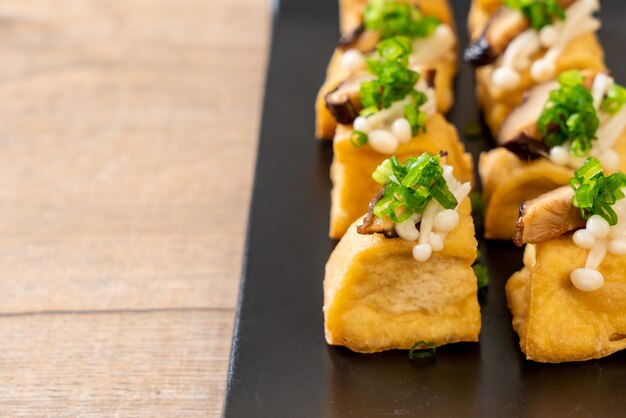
top-left (464, 0), bottom-right (626, 361)
top-left (319, 0), bottom-right (483, 354)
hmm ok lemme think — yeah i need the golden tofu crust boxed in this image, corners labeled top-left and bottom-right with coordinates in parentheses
top-left (479, 127), bottom-right (626, 240)
top-left (316, 0), bottom-right (458, 139)
top-left (507, 240), bottom-right (626, 363)
top-left (330, 113), bottom-right (473, 239)
top-left (324, 199), bottom-right (481, 353)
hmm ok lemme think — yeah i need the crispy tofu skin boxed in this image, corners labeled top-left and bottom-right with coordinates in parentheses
top-left (316, 52), bottom-right (457, 139)
top-left (466, 0), bottom-right (605, 136)
top-left (479, 148), bottom-right (572, 240)
top-left (479, 128), bottom-right (626, 240)
top-left (316, 0), bottom-right (458, 139)
top-left (339, 0), bottom-right (455, 35)
top-left (476, 32), bottom-right (605, 136)
top-left (330, 113), bottom-right (473, 238)
top-left (324, 199), bottom-right (481, 353)
top-left (507, 241), bottom-right (626, 363)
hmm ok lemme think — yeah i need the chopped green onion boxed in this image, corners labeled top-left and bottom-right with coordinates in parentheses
top-left (570, 157), bottom-right (626, 225)
top-left (462, 122), bottom-right (483, 140)
top-left (404, 91), bottom-right (428, 135)
top-left (408, 340), bottom-right (436, 359)
top-left (372, 153), bottom-right (458, 222)
top-left (372, 159), bottom-right (394, 184)
top-left (350, 130), bottom-right (368, 148)
top-left (537, 71), bottom-right (599, 157)
top-left (504, 0), bottom-right (565, 29)
top-left (601, 85), bottom-right (626, 115)
top-left (430, 178), bottom-right (458, 209)
top-left (359, 36), bottom-right (421, 116)
top-left (472, 263), bottom-right (489, 290)
top-left (364, 0), bottom-right (440, 40)
top-left (469, 191), bottom-right (484, 213)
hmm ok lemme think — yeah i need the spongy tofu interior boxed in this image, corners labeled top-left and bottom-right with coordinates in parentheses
top-left (507, 239), bottom-right (626, 363)
top-left (324, 199), bottom-right (481, 353)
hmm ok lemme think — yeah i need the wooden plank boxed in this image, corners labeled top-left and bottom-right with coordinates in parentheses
top-left (0, 0), bottom-right (267, 312)
top-left (0, 309), bottom-right (233, 417)
top-left (0, 0), bottom-right (269, 415)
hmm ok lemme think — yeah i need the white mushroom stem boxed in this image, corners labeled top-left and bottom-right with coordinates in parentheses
top-left (596, 105), bottom-right (626, 152)
top-left (418, 199), bottom-right (442, 246)
top-left (501, 29), bottom-right (541, 71)
top-left (585, 238), bottom-right (608, 270)
top-left (452, 183), bottom-right (472, 207)
top-left (366, 98), bottom-right (411, 128)
top-left (531, 0), bottom-right (600, 82)
top-left (409, 24), bottom-right (456, 66)
top-left (592, 72), bottom-right (614, 111)
top-left (494, 0), bottom-right (601, 90)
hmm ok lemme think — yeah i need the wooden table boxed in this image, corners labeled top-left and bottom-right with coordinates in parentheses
top-left (0, 1), bottom-right (269, 415)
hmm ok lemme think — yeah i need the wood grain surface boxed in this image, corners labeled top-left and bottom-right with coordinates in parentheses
top-left (0, 0), bottom-right (269, 415)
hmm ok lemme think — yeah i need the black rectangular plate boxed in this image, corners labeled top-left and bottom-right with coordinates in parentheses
top-left (223, 1), bottom-right (626, 416)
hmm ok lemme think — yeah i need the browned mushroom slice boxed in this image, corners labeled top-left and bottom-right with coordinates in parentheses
top-left (356, 215), bottom-right (397, 237)
top-left (464, 7), bottom-right (528, 67)
top-left (502, 132), bottom-right (550, 161)
top-left (338, 23), bottom-right (365, 50)
top-left (514, 186), bottom-right (585, 246)
top-left (356, 187), bottom-right (397, 237)
top-left (466, 0), bottom-right (578, 67)
top-left (338, 25), bottom-right (380, 54)
top-left (497, 80), bottom-right (559, 146)
top-left (324, 73), bottom-right (372, 125)
top-left (422, 68), bottom-right (437, 89)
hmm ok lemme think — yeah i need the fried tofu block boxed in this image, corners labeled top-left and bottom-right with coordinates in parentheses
top-left (479, 126), bottom-right (626, 240)
top-left (479, 148), bottom-right (572, 240)
top-left (316, 50), bottom-right (457, 139)
top-left (507, 241), bottom-right (626, 362)
top-left (324, 199), bottom-right (481, 353)
top-left (330, 113), bottom-right (473, 238)
top-left (339, 0), bottom-right (455, 35)
top-left (476, 32), bottom-right (605, 136)
top-left (316, 0), bottom-right (458, 139)
top-left (466, 0), bottom-right (605, 136)
top-left (467, 0), bottom-right (510, 38)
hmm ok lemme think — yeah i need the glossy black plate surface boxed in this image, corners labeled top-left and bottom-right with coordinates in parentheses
top-left (223, 0), bottom-right (626, 416)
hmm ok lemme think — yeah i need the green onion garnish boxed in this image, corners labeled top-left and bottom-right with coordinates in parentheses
top-left (364, 0), bottom-right (440, 40)
top-left (350, 130), bottom-right (368, 147)
top-left (504, 0), bottom-right (565, 30)
top-left (372, 153), bottom-right (457, 223)
top-left (570, 157), bottom-right (626, 225)
top-left (360, 36), bottom-right (420, 114)
top-left (408, 340), bottom-right (436, 359)
top-left (469, 191), bottom-right (484, 214)
top-left (472, 263), bottom-right (489, 290)
top-left (353, 36), bottom-right (428, 148)
top-left (601, 85), bottom-right (626, 115)
top-left (537, 71), bottom-right (599, 157)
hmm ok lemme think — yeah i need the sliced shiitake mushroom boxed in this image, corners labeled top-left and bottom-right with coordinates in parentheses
top-left (324, 74), bottom-right (371, 125)
top-left (357, 187), bottom-right (398, 237)
top-left (497, 80), bottom-right (559, 145)
top-left (498, 69), bottom-right (604, 154)
top-left (514, 186), bottom-right (585, 246)
top-left (464, 7), bottom-right (528, 67)
top-left (338, 24), bottom-right (380, 54)
top-left (422, 68), bottom-right (437, 89)
top-left (464, 0), bottom-right (576, 68)
top-left (502, 132), bottom-right (550, 161)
